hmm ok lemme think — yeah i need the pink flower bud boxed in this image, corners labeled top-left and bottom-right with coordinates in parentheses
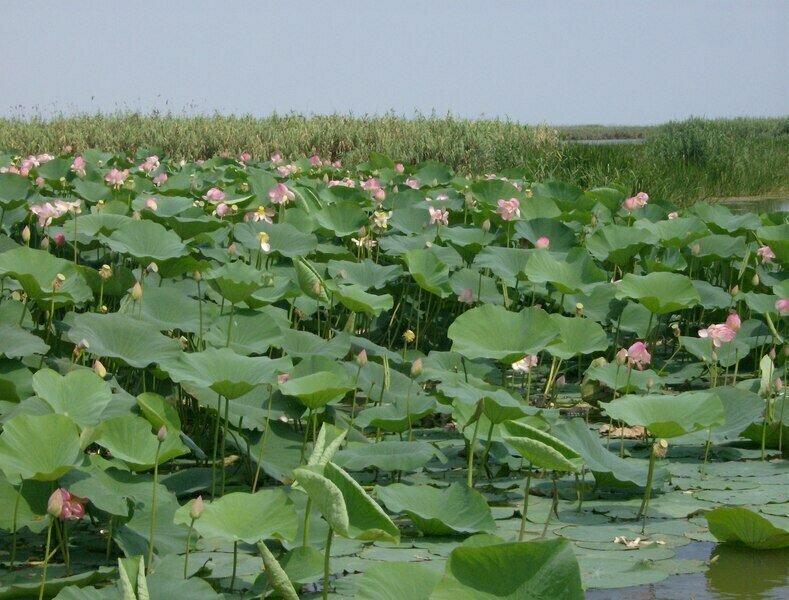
top-left (410, 358), bottom-right (423, 378)
top-left (357, 349), bottom-right (368, 366)
top-left (54, 233), bottom-right (66, 247)
top-left (157, 425), bottom-right (168, 442)
top-left (190, 495), bottom-right (204, 520)
top-left (131, 281), bottom-right (143, 301)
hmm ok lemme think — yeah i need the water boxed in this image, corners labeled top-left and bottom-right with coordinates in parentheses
top-left (718, 196), bottom-right (789, 214)
top-left (586, 542), bottom-right (789, 599)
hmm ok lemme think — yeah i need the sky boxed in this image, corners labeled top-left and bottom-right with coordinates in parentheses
top-left (1, 1), bottom-right (787, 124)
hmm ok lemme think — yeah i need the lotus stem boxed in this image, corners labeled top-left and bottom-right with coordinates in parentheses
top-left (467, 416), bottom-right (481, 488)
top-left (105, 516), bottom-right (113, 566)
top-left (183, 518), bottom-right (195, 579)
top-left (702, 426), bottom-right (713, 476)
top-left (38, 519), bottom-right (54, 600)
top-left (406, 379), bottom-right (414, 442)
top-left (197, 279), bottom-right (204, 350)
top-left (230, 541), bottom-right (238, 592)
top-left (638, 438), bottom-right (658, 532)
top-left (252, 386), bottom-right (274, 492)
top-left (221, 395), bottom-right (230, 495)
top-left (303, 498), bottom-right (312, 547)
top-left (518, 463), bottom-right (532, 542)
top-left (322, 528), bottom-right (333, 600)
top-left (479, 421), bottom-right (495, 480)
top-left (300, 408), bottom-right (313, 464)
top-left (210, 395), bottom-right (223, 497)
top-left (72, 212), bottom-right (78, 265)
top-left (541, 473), bottom-right (559, 538)
top-left (147, 437), bottom-right (163, 574)
top-left (10, 477), bottom-right (22, 569)
top-left (225, 303), bottom-right (235, 347)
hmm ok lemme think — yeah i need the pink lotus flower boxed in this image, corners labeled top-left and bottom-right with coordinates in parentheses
top-left (428, 206), bottom-right (449, 226)
top-left (138, 155), bottom-right (160, 173)
top-left (21, 156), bottom-right (39, 171)
top-left (457, 288), bottom-right (475, 304)
top-left (270, 153), bottom-right (283, 163)
top-left (53, 233), bottom-right (66, 246)
top-left (668, 212), bottom-right (679, 220)
top-left (203, 187), bottom-right (226, 202)
top-left (145, 198), bottom-right (158, 212)
top-left (626, 341), bottom-right (652, 370)
top-left (152, 173), bottom-right (168, 186)
top-left (268, 182), bottom-right (295, 205)
top-left (332, 159), bottom-right (342, 168)
top-left (35, 176), bottom-right (44, 186)
top-left (361, 178), bottom-right (381, 191)
top-left (404, 178), bottom-right (420, 190)
top-left (436, 194), bottom-right (449, 201)
top-left (328, 178), bottom-right (355, 188)
top-left (104, 168), bottom-right (129, 189)
top-left (757, 245), bottom-right (775, 263)
top-left (623, 192), bottom-right (649, 211)
top-left (725, 313), bottom-right (741, 332)
top-left (47, 488), bottom-right (87, 521)
top-left (394, 163), bottom-right (404, 174)
top-left (277, 373), bottom-right (290, 385)
top-left (615, 347), bottom-right (629, 365)
top-left (239, 152), bottom-right (252, 163)
top-left (496, 198), bottom-right (520, 221)
top-left (535, 236), bottom-right (550, 249)
top-left (373, 188), bottom-right (386, 203)
top-left (30, 202), bottom-right (66, 227)
top-left (71, 156), bottom-right (86, 177)
top-left (213, 202), bottom-right (230, 217)
top-left (55, 199), bottom-right (81, 215)
top-left (309, 154), bottom-right (322, 167)
top-left (775, 299), bottom-right (789, 315)
top-left (512, 355), bottom-right (539, 373)
top-left (698, 323), bottom-right (737, 347)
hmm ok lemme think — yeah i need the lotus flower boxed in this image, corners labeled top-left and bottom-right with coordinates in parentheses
top-left (152, 173), bottom-right (168, 186)
top-left (30, 202), bottom-right (65, 227)
top-left (47, 488), bottom-right (87, 521)
top-left (373, 188), bottom-right (386, 203)
top-left (428, 206), bottom-right (449, 226)
top-left (457, 287), bottom-right (474, 304)
top-left (535, 236), bottom-right (550, 249)
top-left (213, 202), bottom-right (230, 217)
top-left (145, 198), bottom-right (158, 212)
top-left (270, 153), bottom-right (283, 163)
top-left (239, 152), bottom-right (252, 163)
top-left (104, 168), bottom-right (129, 189)
top-left (203, 187), bottom-right (226, 202)
top-left (626, 341), bottom-right (652, 370)
top-left (395, 163), bottom-right (404, 173)
top-left (404, 178), bottom-right (420, 190)
top-left (775, 299), bottom-right (789, 315)
top-left (244, 206), bottom-right (275, 223)
top-left (258, 231), bottom-right (271, 253)
top-left (512, 355), bottom-right (539, 373)
top-left (268, 183), bottom-right (295, 205)
top-left (139, 155), bottom-right (160, 173)
top-left (71, 156), bottom-right (86, 177)
top-left (496, 198), bottom-right (520, 221)
top-left (623, 192), bottom-right (649, 211)
top-left (309, 154), bottom-right (322, 167)
top-left (668, 211), bottom-right (679, 220)
top-left (725, 313), bottom-right (741, 332)
top-left (698, 323), bottom-right (737, 347)
top-left (373, 210), bottom-right (392, 230)
top-left (757, 245), bottom-right (775, 263)
top-left (361, 178), bottom-right (381, 191)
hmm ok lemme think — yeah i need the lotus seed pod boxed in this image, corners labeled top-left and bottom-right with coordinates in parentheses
top-left (653, 438), bottom-right (669, 458)
top-left (403, 329), bottom-right (415, 344)
top-left (99, 264), bottom-right (113, 280)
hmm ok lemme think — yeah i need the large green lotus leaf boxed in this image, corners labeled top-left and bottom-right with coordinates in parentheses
top-left (532, 180), bottom-right (586, 208)
top-left (32, 368), bottom-right (112, 429)
top-left (69, 213), bottom-right (132, 237)
top-left (375, 482), bottom-right (495, 536)
top-left (204, 309), bottom-right (282, 355)
top-left (204, 260), bottom-right (266, 304)
top-left (292, 256), bottom-right (330, 303)
top-left (0, 414), bottom-right (82, 481)
top-left (501, 420), bottom-right (582, 473)
top-left (441, 225), bottom-right (489, 252)
top-left (35, 158), bottom-right (71, 180)
top-left (675, 387), bottom-right (764, 445)
top-left (0, 473), bottom-right (49, 533)
top-left (689, 202), bottom-right (761, 233)
top-left (118, 285), bottom-right (215, 333)
top-left (258, 542), bottom-right (302, 600)
top-left (64, 312), bottom-right (182, 368)
top-left (680, 335), bottom-right (750, 368)
top-left (162, 348), bottom-right (286, 399)
top-left (615, 272), bottom-right (700, 314)
top-left (705, 507), bottom-right (789, 550)
top-left (0, 246), bottom-right (93, 307)
top-left (325, 281), bottom-right (394, 316)
top-left (756, 224), bottom-right (789, 263)
top-left (356, 562), bottom-right (441, 600)
top-left (79, 263), bottom-right (136, 298)
top-left (114, 488), bottom-right (189, 559)
top-left (449, 268), bottom-right (504, 305)
top-left (586, 225), bottom-right (655, 265)
top-left (470, 178), bottom-right (522, 207)
top-left (235, 221), bottom-right (317, 258)
top-left (293, 463), bottom-right (399, 542)
top-left (0, 358), bottom-right (34, 402)
top-left (305, 423), bottom-right (348, 468)
top-left (405, 248), bottom-right (452, 298)
top-left (102, 219), bottom-right (186, 262)
top-left (72, 179), bottom-right (112, 203)
top-left (334, 441), bottom-right (447, 472)
top-left (448, 304), bottom-right (558, 363)
top-left (600, 392), bottom-right (725, 438)
top-left (552, 419), bottom-right (669, 489)
top-left (634, 216), bottom-right (708, 248)
top-left (313, 202), bottom-right (366, 236)
top-left (695, 234), bottom-right (747, 259)
top-left (354, 394), bottom-right (437, 434)
top-left (523, 248), bottom-right (606, 294)
top-left (174, 489), bottom-right (297, 544)
top-left (473, 247), bottom-right (533, 286)
top-left (279, 372), bottom-right (353, 410)
top-left (514, 218), bottom-right (577, 252)
top-left (94, 415), bottom-right (188, 470)
top-left (431, 538), bottom-right (584, 600)
top-left (0, 172), bottom-right (30, 208)
top-left (132, 195), bottom-right (194, 217)
top-left (0, 568), bottom-right (115, 599)
top-left (137, 392), bottom-right (181, 433)
top-left (327, 259), bottom-right (403, 290)
top-left (413, 160), bottom-right (453, 185)
top-left (692, 280), bottom-right (733, 310)
top-left (0, 324), bottom-right (49, 358)
top-left (546, 314), bottom-right (608, 359)
top-left (278, 329), bottom-right (350, 359)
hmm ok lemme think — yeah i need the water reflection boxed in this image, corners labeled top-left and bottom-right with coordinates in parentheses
top-left (718, 197), bottom-right (789, 214)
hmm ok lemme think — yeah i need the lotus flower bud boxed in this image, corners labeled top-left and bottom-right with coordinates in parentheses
top-left (40, 237), bottom-right (49, 250)
top-left (356, 349), bottom-right (368, 366)
top-left (132, 211), bottom-right (141, 221)
top-left (615, 348), bottom-right (628, 365)
top-left (403, 329), bottom-right (415, 344)
top-left (277, 373), bottom-right (290, 385)
top-left (730, 285), bottom-right (739, 296)
top-left (482, 219), bottom-right (491, 232)
top-left (190, 496), bottom-right (204, 520)
top-left (157, 425), bottom-right (168, 442)
top-left (555, 375), bottom-right (566, 387)
top-left (179, 336), bottom-right (189, 349)
top-left (775, 377), bottom-right (783, 392)
top-left (21, 226), bottom-right (30, 243)
top-left (54, 233), bottom-right (66, 247)
top-left (653, 438), bottom-right (669, 458)
top-left (99, 264), bottom-right (113, 280)
top-left (47, 489), bottom-right (64, 519)
top-left (194, 271), bottom-right (202, 282)
top-left (227, 242), bottom-right (237, 255)
top-left (752, 274), bottom-right (759, 286)
top-left (240, 182), bottom-right (249, 193)
top-left (691, 243), bottom-right (700, 256)
top-left (769, 348), bottom-right (776, 360)
top-left (647, 377), bottom-right (655, 390)
top-left (523, 189), bottom-right (533, 199)
top-left (410, 358), bottom-right (423, 378)
top-left (312, 280), bottom-right (322, 296)
top-left (357, 226), bottom-right (367, 239)
top-left (93, 359), bottom-right (107, 379)
top-left (131, 281), bottom-right (143, 301)
top-left (146, 262), bottom-right (158, 275)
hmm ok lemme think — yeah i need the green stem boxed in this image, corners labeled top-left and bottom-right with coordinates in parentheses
top-left (184, 518), bottom-right (194, 579)
top-left (10, 477), bottom-right (22, 569)
top-left (303, 498), bottom-right (312, 547)
top-left (541, 474), bottom-right (558, 538)
top-left (221, 395), bottom-right (230, 495)
top-left (478, 422), bottom-right (495, 480)
top-left (230, 541), bottom-right (238, 592)
top-left (322, 528), bottom-right (333, 600)
top-left (147, 439), bottom-right (163, 574)
top-left (517, 464), bottom-right (532, 542)
top-left (225, 303), bottom-right (235, 347)
top-left (467, 416), bottom-right (481, 488)
top-left (38, 520), bottom-right (53, 600)
top-left (252, 386), bottom-right (274, 492)
top-left (211, 396), bottom-right (223, 498)
top-left (406, 379), bottom-right (414, 442)
top-left (638, 439), bottom-right (657, 532)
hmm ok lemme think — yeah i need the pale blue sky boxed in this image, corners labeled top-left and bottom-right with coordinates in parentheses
top-left (2, 1), bottom-right (787, 124)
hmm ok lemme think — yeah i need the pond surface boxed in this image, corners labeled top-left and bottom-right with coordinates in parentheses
top-left (586, 542), bottom-right (789, 599)
top-left (718, 196), bottom-right (789, 214)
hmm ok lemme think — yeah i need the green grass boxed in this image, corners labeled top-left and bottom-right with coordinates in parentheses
top-left (1, 113), bottom-right (787, 205)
